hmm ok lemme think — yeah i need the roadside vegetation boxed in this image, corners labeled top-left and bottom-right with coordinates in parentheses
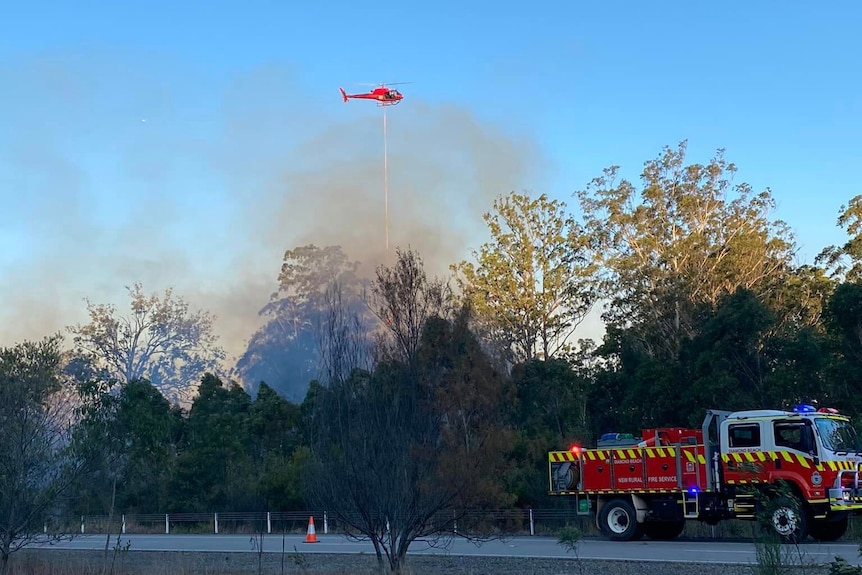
top-left (6, 142), bottom-right (862, 573)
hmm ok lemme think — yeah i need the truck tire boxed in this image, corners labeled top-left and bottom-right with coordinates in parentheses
top-left (763, 496), bottom-right (809, 543)
top-left (809, 516), bottom-right (848, 542)
top-left (643, 519), bottom-right (686, 540)
top-left (599, 499), bottom-right (643, 541)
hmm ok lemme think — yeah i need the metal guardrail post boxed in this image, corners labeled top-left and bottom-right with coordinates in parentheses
top-left (214, 513), bottom-right (219, 534)
top-left (324, 512), bottom-right (328, 534)
top-left (122, 515), bottom-right (126, 534)
top-left (267, 512), bottom-right (271, 534)
top-left (529, 508), bottom-right (534, 535)
top-left (165, 514), bottom-right (169, 534)
top-left (81, 516), bottom-right (84, 534)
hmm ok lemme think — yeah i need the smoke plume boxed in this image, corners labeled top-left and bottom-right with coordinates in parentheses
top-left (0, 50), bottom-right (546, 370)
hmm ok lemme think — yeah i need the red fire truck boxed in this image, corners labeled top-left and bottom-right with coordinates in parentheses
top-left (548, 405), bottom-right (862, 542)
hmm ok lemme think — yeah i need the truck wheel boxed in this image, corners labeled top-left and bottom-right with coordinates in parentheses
top-left (599, 499), bottom-right (642, 541)
top-left (764, 496), bottom-right (809, 543)
top-left (643, 520), bottom-right (686, 540)
top-left (809, 516), bottom-right (848, 542)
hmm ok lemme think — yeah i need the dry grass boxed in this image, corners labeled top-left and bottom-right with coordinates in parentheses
top-left (8, 549), bottom-right (394, 575)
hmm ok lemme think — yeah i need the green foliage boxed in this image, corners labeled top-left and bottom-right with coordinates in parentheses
top-left (817, 195), bottom-right (862, 282)
top-left (749, 482), bottom-right (809, 575)
top-left (557, 524), bottom-right (583, 552)
top-left (453, 191), bottom-right (598, 363)
top-left (576, 140), bottom-right (796, 360)
top-left (505, 359), bottom-right (590, 506)
top-left (0, 336), bottom-right (110, 568)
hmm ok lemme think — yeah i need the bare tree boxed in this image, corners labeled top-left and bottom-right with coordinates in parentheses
top-left (67, 283), bottom-right (226, 405)
top-left (0, 336), bottom-right (105, 574)
top-left (305, 249), bottom-right (514, 574)
top-left (364, 246), bottom-right (455, 364)
top-left (316, 279), bottom-right (373, 386)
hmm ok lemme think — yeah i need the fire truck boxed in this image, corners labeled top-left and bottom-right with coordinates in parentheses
top-left (548, 405), bottom-right (862, 542)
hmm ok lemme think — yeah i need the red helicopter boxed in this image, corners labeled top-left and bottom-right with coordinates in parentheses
top-left (339, 82), bottom-right (410, 106)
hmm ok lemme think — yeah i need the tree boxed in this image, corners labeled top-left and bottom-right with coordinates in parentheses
top-left (816, 194), bottom-right (862, 282)
top-left (452, 192), bottom-right (598, 363)
top-left (67, 283), bottom-right (226, 405)
top-left (0, 336), bottom-right (105, 573)
top-left (235, 244), bottom-right (367, 401)
top-left (169, 374), bottom-right (255, 512)
top-left (317, 279), bottom-right (373, 387)
top-left (576, 141), bottom-right (796, 359)
top-left (304, 249), bottom-right (514, 574)
top-left (366, 246), bottom-right (454, 364)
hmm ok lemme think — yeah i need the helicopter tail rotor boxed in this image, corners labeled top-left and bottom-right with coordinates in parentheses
top-left (339, 87), bottom-right (348, 102)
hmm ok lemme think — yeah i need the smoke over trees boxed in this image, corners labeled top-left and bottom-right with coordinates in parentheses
top-left (66, 283), bottom-right (226, 406)
top-left (8, 141), bottom-right (862, 572)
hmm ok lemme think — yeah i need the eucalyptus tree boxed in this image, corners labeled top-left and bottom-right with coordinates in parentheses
top-left (575, 140), bottom-right (797, 359)
top-left (453, 191), bottom-right (598, 363)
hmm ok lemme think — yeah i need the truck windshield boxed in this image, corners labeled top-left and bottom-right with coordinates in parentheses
top-left (815, 417), bottom-right (862, 453)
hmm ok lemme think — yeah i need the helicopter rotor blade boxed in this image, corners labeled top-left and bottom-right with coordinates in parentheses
top-left (355, 81), bottom-right (414, 87)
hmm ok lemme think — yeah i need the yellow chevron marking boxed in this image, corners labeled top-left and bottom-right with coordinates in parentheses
top-left (781, 452), bottom-right (793, 462)
top-left (744, 452), bottom-right (756, 462)
top-left (756, 452), bottom-right (766, 461)
top-left (732, 453), bottom-right (743, 463)
top-left (796, 454), bottom-right (810, 469)
top-left (684, 451), bottom-right (695, 463)
top-left (615, 450), bottom-right (625, 459)
top-left (627, 449), bottom-right (638, 459)
top-left (657, 448), bottom-right (667, 457)
top-left (698, 455), bottom-right (707, 464)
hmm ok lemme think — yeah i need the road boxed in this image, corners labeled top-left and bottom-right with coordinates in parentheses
top-left (29, 534), bottom-right (862, 566)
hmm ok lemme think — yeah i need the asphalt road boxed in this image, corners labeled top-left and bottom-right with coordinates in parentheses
top-left (29, 534), bottom-right (862, 566)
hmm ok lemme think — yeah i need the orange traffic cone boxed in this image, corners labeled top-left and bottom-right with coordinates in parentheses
top-left (304, 516), bottom-right (319, 543)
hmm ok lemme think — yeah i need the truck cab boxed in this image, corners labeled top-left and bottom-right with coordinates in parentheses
top-left (720, 406), bottom-right (862, 516)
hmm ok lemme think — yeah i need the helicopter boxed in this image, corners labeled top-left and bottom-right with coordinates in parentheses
top-left (339, 82), bottom-right (410, 106)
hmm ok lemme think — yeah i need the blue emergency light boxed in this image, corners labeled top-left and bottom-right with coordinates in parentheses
top-left (792, 404), bottom-right (817, 413)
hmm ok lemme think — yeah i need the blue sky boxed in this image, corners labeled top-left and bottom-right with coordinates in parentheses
top-left (1, 1), bottom-right (860, 358)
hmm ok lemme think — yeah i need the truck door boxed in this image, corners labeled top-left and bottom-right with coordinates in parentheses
top-left (771, 420), bottom-right (818, 491)
top-left (722, 422), bottom-right (766, 485)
